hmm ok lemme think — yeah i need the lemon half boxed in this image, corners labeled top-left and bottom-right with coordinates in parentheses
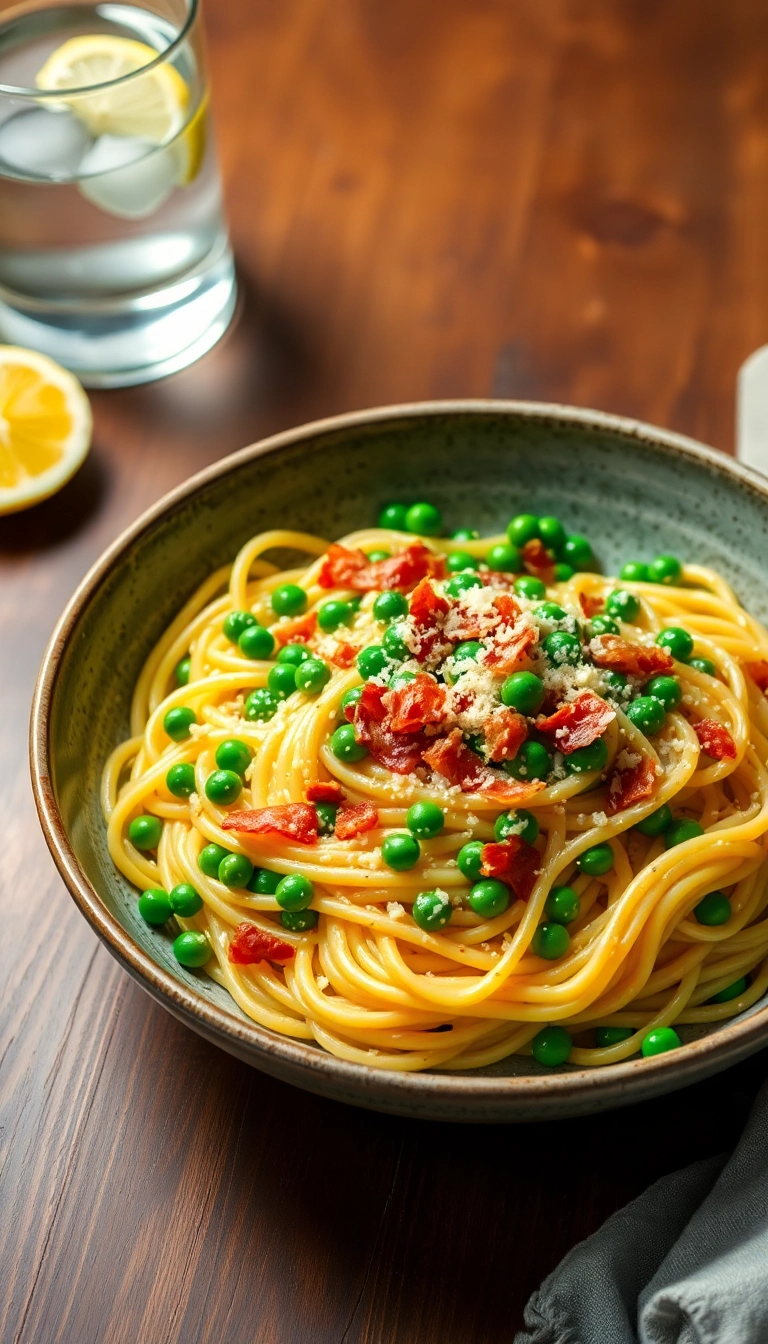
top-left (0, 347), bottom-right (92, 514)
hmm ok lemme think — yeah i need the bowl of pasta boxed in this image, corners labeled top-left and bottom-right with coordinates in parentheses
top-left (31, 401), bottom-right (768, 1121)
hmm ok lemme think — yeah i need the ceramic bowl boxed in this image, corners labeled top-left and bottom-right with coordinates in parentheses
top-left (31, 401), bottom-right (768, 1122)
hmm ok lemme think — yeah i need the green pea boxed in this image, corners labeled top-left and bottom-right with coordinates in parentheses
top-left (505, 740), bottom-right (553, 781)
top-left (487, 542), bottom-right (522, 573)
top-left (164, 706), bottom-right (197, 741)
top-left (268, 663), bottom-right (298, 699)
top-left (138, 888), bottom-right (172, 925)
top-left (281, 908), bottom-right (319, 931)
top-left (330, 723), bottom-right (368, 762)
top-left (501, 670), bottom-right (544, 714)
top-left (245, 688), bottom-right (279, 721)
top-left (620, 561), bottom-right (649, 583)
top-left (406, 801), bottom-right (445, 839)
top-left (452, 528), bottom-right (479, 542)
top-left (689, 656), bottom-right (717, 677)
top-left (339, 686), bottom-right (364, 719)
top-left (198, 843), bottom-right (229, 877)
top-left (507, 513), bottom-right (539, 546)
top-left (577, 843), bottom-right (614, 876)
top-left (595, 1026), bottom-right (634, 1048)
top-left (204, 770), bottom-right (242, 805)
top-left (656, 626), bottom-right (693, 662)
top-left (412, 890), bottom-right (453, 931)
top-left (535, 601), bottom-right (568, 622)
top-left (390, 670), bottom-right (416, 689)
top-left (641, 1026), bottom-right (681, 1056)
top-left (544, 885), bottom-right (580, 924)
top-left (605, 589), bottom-right (640, 623)
top-left (538, 516), bottom-right (566, 552)
top-left (173, 931), bottom-right (211, 968)
top-left (469, 878), bottom-right (510, 918)
top-left (709, 976), bottom-right (748, 1004)
top-left (603, 671), bottom-right (628, 702)
top-left (271, 584), bottom-right (307, 617)
top-left (318, 600), bottom-right (353, 633)
top-left (357, 645), bottom-right (389, 679)
top-left (296, 657), bottom-right (331, 694)
top-left (219, 853), bottom-right (254, 888)
top-left (645, 675), bottom-right (682, 712)
top-left (275, 873), bottom-right (314, 911)
top-left (381, 833), bottom-right (421, 871)
top-left (554, 563), bottom-right (574, 582)
top-left (223, 610), bottom-right (256, 643)
top-left (627, 696), bottom-right (667, 736)
top-left (453, 640), bottom-right (483, 668)
top-left (366, 548), bottom-right (391, 562)
top-left (457, 840), bottom-right (485, 881)
top-left (565, 737), bottom-right (608, 774)
top-left (694, 891), bottom-right (730, 926)
top-left (514, 575), bottom-right (547, 600)
top-left (166, 762), bottom-right (196, 798)
top-left (378, 503), bottom-right (409, 530)
top-left (543, 630), bottom-right (582, 667)
top-left (248, 867), bottom-right (281, 894)
top-left (238, 624), bottom-right (275, 660)
top-left (445, 572), bottom-right (484, 598)
top-left (562, 535), bottom-right (593, 570)
top-left (635, 803), bottom-right (672, 837)
top-left (531, 1025), bottom-right (572, 1066)
top-left (373, 590), bottom-right (409, 621)
top-left (446, 550), bottom-right (479, 574)
top-left (588, 615), bottom-right (619, 637)
top-left (494, 808), bottom-right (539, 845)
top-left (169, 883), bottom-right (204, 917)
top-left (382, 624), bottom-right (410, 661)
top-left (648, 555), bottom-right (682, 586)
top-left (405, 502), bottom-right (442, 536)
top-left (215, 738), bottom-right (251, 776)
top-left (128, 815), bottom-right (163, 850)
top-left (315, 801), bottom-right (338, 835)
top-left (665, 818), bottom-right (704, 848)
top-left (532, 923), bottom-right (570, 959)
top-left (175, 656), bottom-right (191, 686)
top-left (278, 644), bottom-right (310, 667)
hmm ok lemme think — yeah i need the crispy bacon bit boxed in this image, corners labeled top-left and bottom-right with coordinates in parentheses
top-left (536, 691), bottom-right (615, 755)
top-left (306, 781), bottom-right (346, 804)
top-left (408, 577), bottom-right (451, 662)
top-left (484, 623), bottom-right (537, 676)
top-left (522, 538), bottom-right (556, 582)
top-left (353, 683), bottom-right (426, 773)
top-left (589, 634), bottom-right (673, 677)
top-left (422, 729), bottom-right (488, 791)
top-left (331, 642), bottom-right (358, 668)
top-left (607, 756), bottom-right (657, 814)
top-left (222, 804), bottom-right (318, 844)
top-left (228, 923), bottom-right (295, 965)
top-left (746, 660), bottom-right (768, 691)
top-left (384, 674), bottom-right (447, 733)
top-left (318, 542), bottom-right (442, 592)
top-left (480, 838), bottom-right (540, 900)
top-left (335, 801), bottom-right (379, 839)
top-left (695, 719), bottom-right (737, 761)
top-left (482, 707), bottom-right (528, 762)
top-left (483, 777), bottom-right (547, 806)
top-left (273, 611), bottom-right (318, 647)
top-left (493, 593), bottom-right (521, 623)
top-left (579, 592), bottom-right (604, 618)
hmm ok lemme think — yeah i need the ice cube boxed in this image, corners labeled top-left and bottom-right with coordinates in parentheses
top-left (0, 106), bottom-right (92, 180)
top-left (77, 135), bottom-right (179, 219)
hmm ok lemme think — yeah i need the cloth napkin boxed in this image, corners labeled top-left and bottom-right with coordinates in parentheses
top-left (514, 1081), bottom-right (768, 1344)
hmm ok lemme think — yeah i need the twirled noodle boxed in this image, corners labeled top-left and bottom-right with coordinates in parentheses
top-left (102, 523), bottom-right (768, 1072)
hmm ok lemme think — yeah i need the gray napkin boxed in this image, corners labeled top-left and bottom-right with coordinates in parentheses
top-left (514, 1081), bottom-right (768, 1344)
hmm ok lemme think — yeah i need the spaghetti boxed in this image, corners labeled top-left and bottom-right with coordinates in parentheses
top-left (101, 506), bottom-right (768, 1072)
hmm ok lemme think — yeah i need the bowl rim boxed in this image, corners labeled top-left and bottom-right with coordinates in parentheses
top-left (29, 398), bottom-right (768, 1117)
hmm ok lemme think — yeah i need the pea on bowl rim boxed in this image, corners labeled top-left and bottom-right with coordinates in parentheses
top-left (29, 399), bottom-right (768, 1122)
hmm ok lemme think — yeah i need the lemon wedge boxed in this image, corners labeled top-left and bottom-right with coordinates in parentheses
top-left (0, 347), bottom-right (92, 514)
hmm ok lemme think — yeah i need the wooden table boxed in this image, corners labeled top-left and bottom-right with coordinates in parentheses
top-left (4, 2), bottom-right (768, 1339)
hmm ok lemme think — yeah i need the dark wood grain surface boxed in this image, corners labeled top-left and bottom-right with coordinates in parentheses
top-left (4, 2), bottom-right (768, 1340)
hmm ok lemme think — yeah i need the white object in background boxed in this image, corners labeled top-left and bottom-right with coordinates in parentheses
top-left (736, 345), bottom-right (768, 475)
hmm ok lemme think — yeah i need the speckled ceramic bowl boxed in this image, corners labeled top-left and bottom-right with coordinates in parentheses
top-left (31, 402), bottom-right (768, 1121)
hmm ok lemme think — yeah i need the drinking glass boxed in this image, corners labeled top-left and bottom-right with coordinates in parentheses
top-left (0, 0), bottom-right (236, 386)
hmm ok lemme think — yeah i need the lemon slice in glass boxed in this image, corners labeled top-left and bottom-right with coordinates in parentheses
top-left (0, 347), bottom-right (92, 514)
top-left (35, 35), bottom-right (189, 143)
